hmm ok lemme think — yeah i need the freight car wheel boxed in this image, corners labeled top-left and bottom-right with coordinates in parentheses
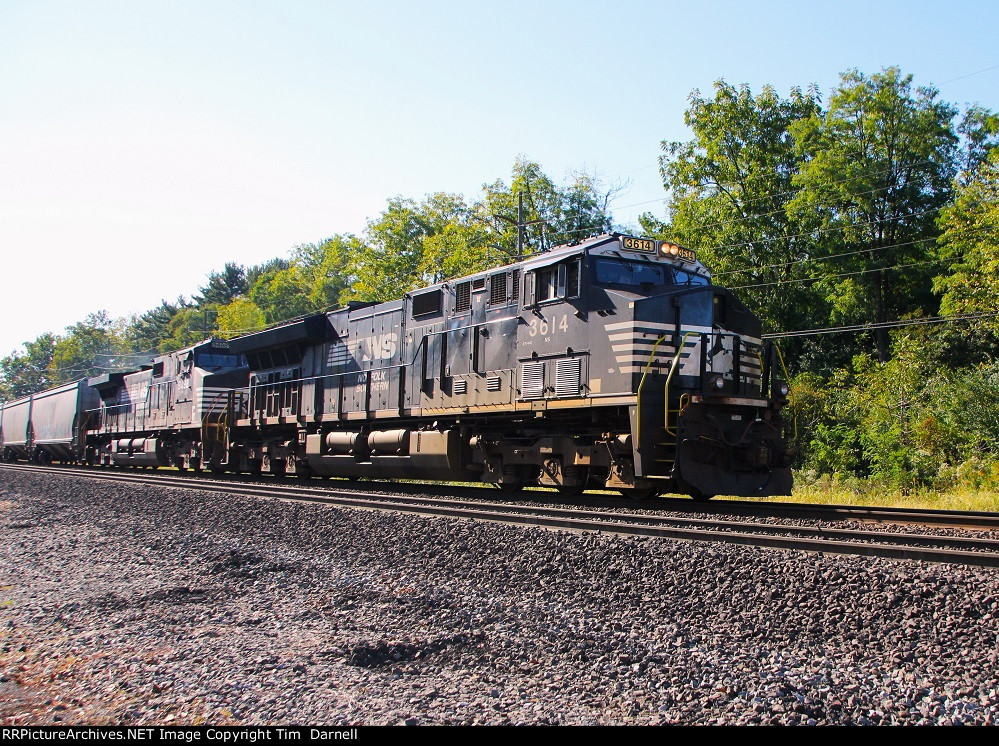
top-left (498, 482), bottom-right (524, 494)
top-left (690, 492), bottom-right (714, 502)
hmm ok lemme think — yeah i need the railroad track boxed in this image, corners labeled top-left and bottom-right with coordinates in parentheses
top-left (4, 463), bottom-right (999, 568)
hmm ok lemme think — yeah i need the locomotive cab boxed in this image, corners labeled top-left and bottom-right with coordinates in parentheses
top-left (578, 238), bottom-right (792, 497)
top-left (87, 338), bottom-right (248, 471)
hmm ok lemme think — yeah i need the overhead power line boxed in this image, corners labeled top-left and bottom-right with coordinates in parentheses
top-left (939, 63), bottom-right (999, 84)
top-left (762, 311), bottom-right (999, 339)
top-left (710, 236), bottom-right (939, 278)
top-left (728, 257), bottom-right (953, 291)
top-left (707, 205), bottom-right (942, 253)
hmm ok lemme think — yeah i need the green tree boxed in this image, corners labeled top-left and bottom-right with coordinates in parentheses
top-left (957, 104), bottom-right (999, 181)
top-left (558, 171), bottom-right (617, 243)
top-left (126, 298), bottom-right (190, 353)
top-left (343, 159), bottom-right (619, 304)
top-left (651, 80), bottom-right (824, 368)
top-left (249, 266), bottom-right (314, 323)
top-left (196, 262), bottom-right (249, 306)
top-left (158, 306), bottom-right (216, 352)
top-left (292, 234), bottom-right (365, 309)
top-left (481, 157), bottom-right (617, 258)
top-left (246, 258), bottom-right (291, 290)
top-left (216, 298), bottom-right (267, 338)
top-left (346, 193), bottom-right (491, 301)
top-left (49, 311), bottom-right (129, 383)
top-left (934, 147), bottom-right (999, 351)
top-left (419, 221), bottom-right (494, 284)
top-left (0, 333), bottom-right (57, 400)
top-left (789, 67), bottom-right (958, 361)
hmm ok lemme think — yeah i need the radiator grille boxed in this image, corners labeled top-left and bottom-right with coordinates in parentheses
top-left (455, 282), bottom-right (471, 313)
top-left (520, 362), bottom-right (545, 399)
top-left (489, 273), bottom-right (507, 305)
top-left (412, 289), bottom-right (442, 316)
top-left (554, 358), bottom-right (582, 398)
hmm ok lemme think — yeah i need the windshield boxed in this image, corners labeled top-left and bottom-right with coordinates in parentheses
top-left (593, 258), bottom-right (708, 289)
top-left (196, 353), bottom-right (243, 370)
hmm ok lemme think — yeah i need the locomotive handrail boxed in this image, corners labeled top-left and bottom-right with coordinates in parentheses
top-left (249, 363), bottom-right (408, 389)
top-left (664, 331), bottom-right (698, 437)
top-left (773, 342), bottom-right (798, 441)
top-left (246, 364), bottom-right (411, 420)
top-left (635, 334), bottom-right (669, 450)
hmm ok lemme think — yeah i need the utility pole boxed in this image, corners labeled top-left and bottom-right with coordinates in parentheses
top-left (517, 192), bottom-right (525, 263)
top-left (493, 190), bottom-right (543, 263)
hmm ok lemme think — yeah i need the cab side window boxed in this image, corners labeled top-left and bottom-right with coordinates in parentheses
top-left (537, 267), bottom-right (555, 302)
top-left (524, 258), bottom-right (581, 307)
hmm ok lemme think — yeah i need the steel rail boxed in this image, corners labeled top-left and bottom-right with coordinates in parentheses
top-left (4, 463), bottom-right (999, 568)
top-left (660, 496), bottom-right (999, 531)
top-left (6, 462), bottom-right (998, 532)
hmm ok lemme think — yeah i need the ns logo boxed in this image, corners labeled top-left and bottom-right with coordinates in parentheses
top-left (327, 333), bottom-right (399, 368)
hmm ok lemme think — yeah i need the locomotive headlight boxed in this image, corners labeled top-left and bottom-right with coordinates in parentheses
top-left (661, 243), bottom-right (680, 257)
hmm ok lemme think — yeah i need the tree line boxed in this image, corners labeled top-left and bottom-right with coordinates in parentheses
top-left (2, 66), bottom-right (997, 491)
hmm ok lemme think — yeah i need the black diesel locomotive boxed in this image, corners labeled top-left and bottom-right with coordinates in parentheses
top-left (0, 338), bottom-right (246, 471)
top-left (0, 234), bottom-right (793, 499)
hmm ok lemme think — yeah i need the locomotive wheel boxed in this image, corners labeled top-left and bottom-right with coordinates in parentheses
top-left (498, 482), bottom-right (524, 494)
top-left (557, 484), bottom-right (586, 497)
top-left (690, 492), bottom-right (714, 502)
top-left (619, 487), bottom-right (658, 500)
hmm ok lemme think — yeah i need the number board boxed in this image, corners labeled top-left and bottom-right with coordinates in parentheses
top-left (668, 245), bottom-right (697, 263)
top-left (620, 236), bottom-right (657, 253)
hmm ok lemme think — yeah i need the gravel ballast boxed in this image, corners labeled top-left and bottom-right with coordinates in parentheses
top-left (2, 469), bottom-right (998, 725)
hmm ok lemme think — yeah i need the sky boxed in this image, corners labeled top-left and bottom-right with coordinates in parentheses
top-left (1, 0), bottom-right (997, 356)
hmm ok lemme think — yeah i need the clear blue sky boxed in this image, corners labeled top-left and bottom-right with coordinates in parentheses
top-left (1, 0), bottom-right (997, 355)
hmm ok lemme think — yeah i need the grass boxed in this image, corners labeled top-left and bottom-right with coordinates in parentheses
top-left (768, 479), bottom-right (999, 512)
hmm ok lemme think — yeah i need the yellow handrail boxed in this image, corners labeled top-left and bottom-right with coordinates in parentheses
top-left (773, 342), bottom-right (798, 441)
top-left (664, 331), bottom-right (698, 436)
top-left (635, 335), bottom-right (668, 449)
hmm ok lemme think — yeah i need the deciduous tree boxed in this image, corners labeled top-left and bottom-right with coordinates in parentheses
top-left (789, 67), bottom-right (958, 361)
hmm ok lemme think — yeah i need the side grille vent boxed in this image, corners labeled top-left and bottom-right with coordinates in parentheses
top-left (455, 282), bottom-right (471, 313)
top-left (453, 379), bottom-right (468, 395)
top-left (520, 362), bottom-right (545, 400)
top-left (486, 376), bottom-right (502, 392)
top-left (554, 358), bottom-right (581, 398)
top-left (489, 274), bottom-right (507, 305)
